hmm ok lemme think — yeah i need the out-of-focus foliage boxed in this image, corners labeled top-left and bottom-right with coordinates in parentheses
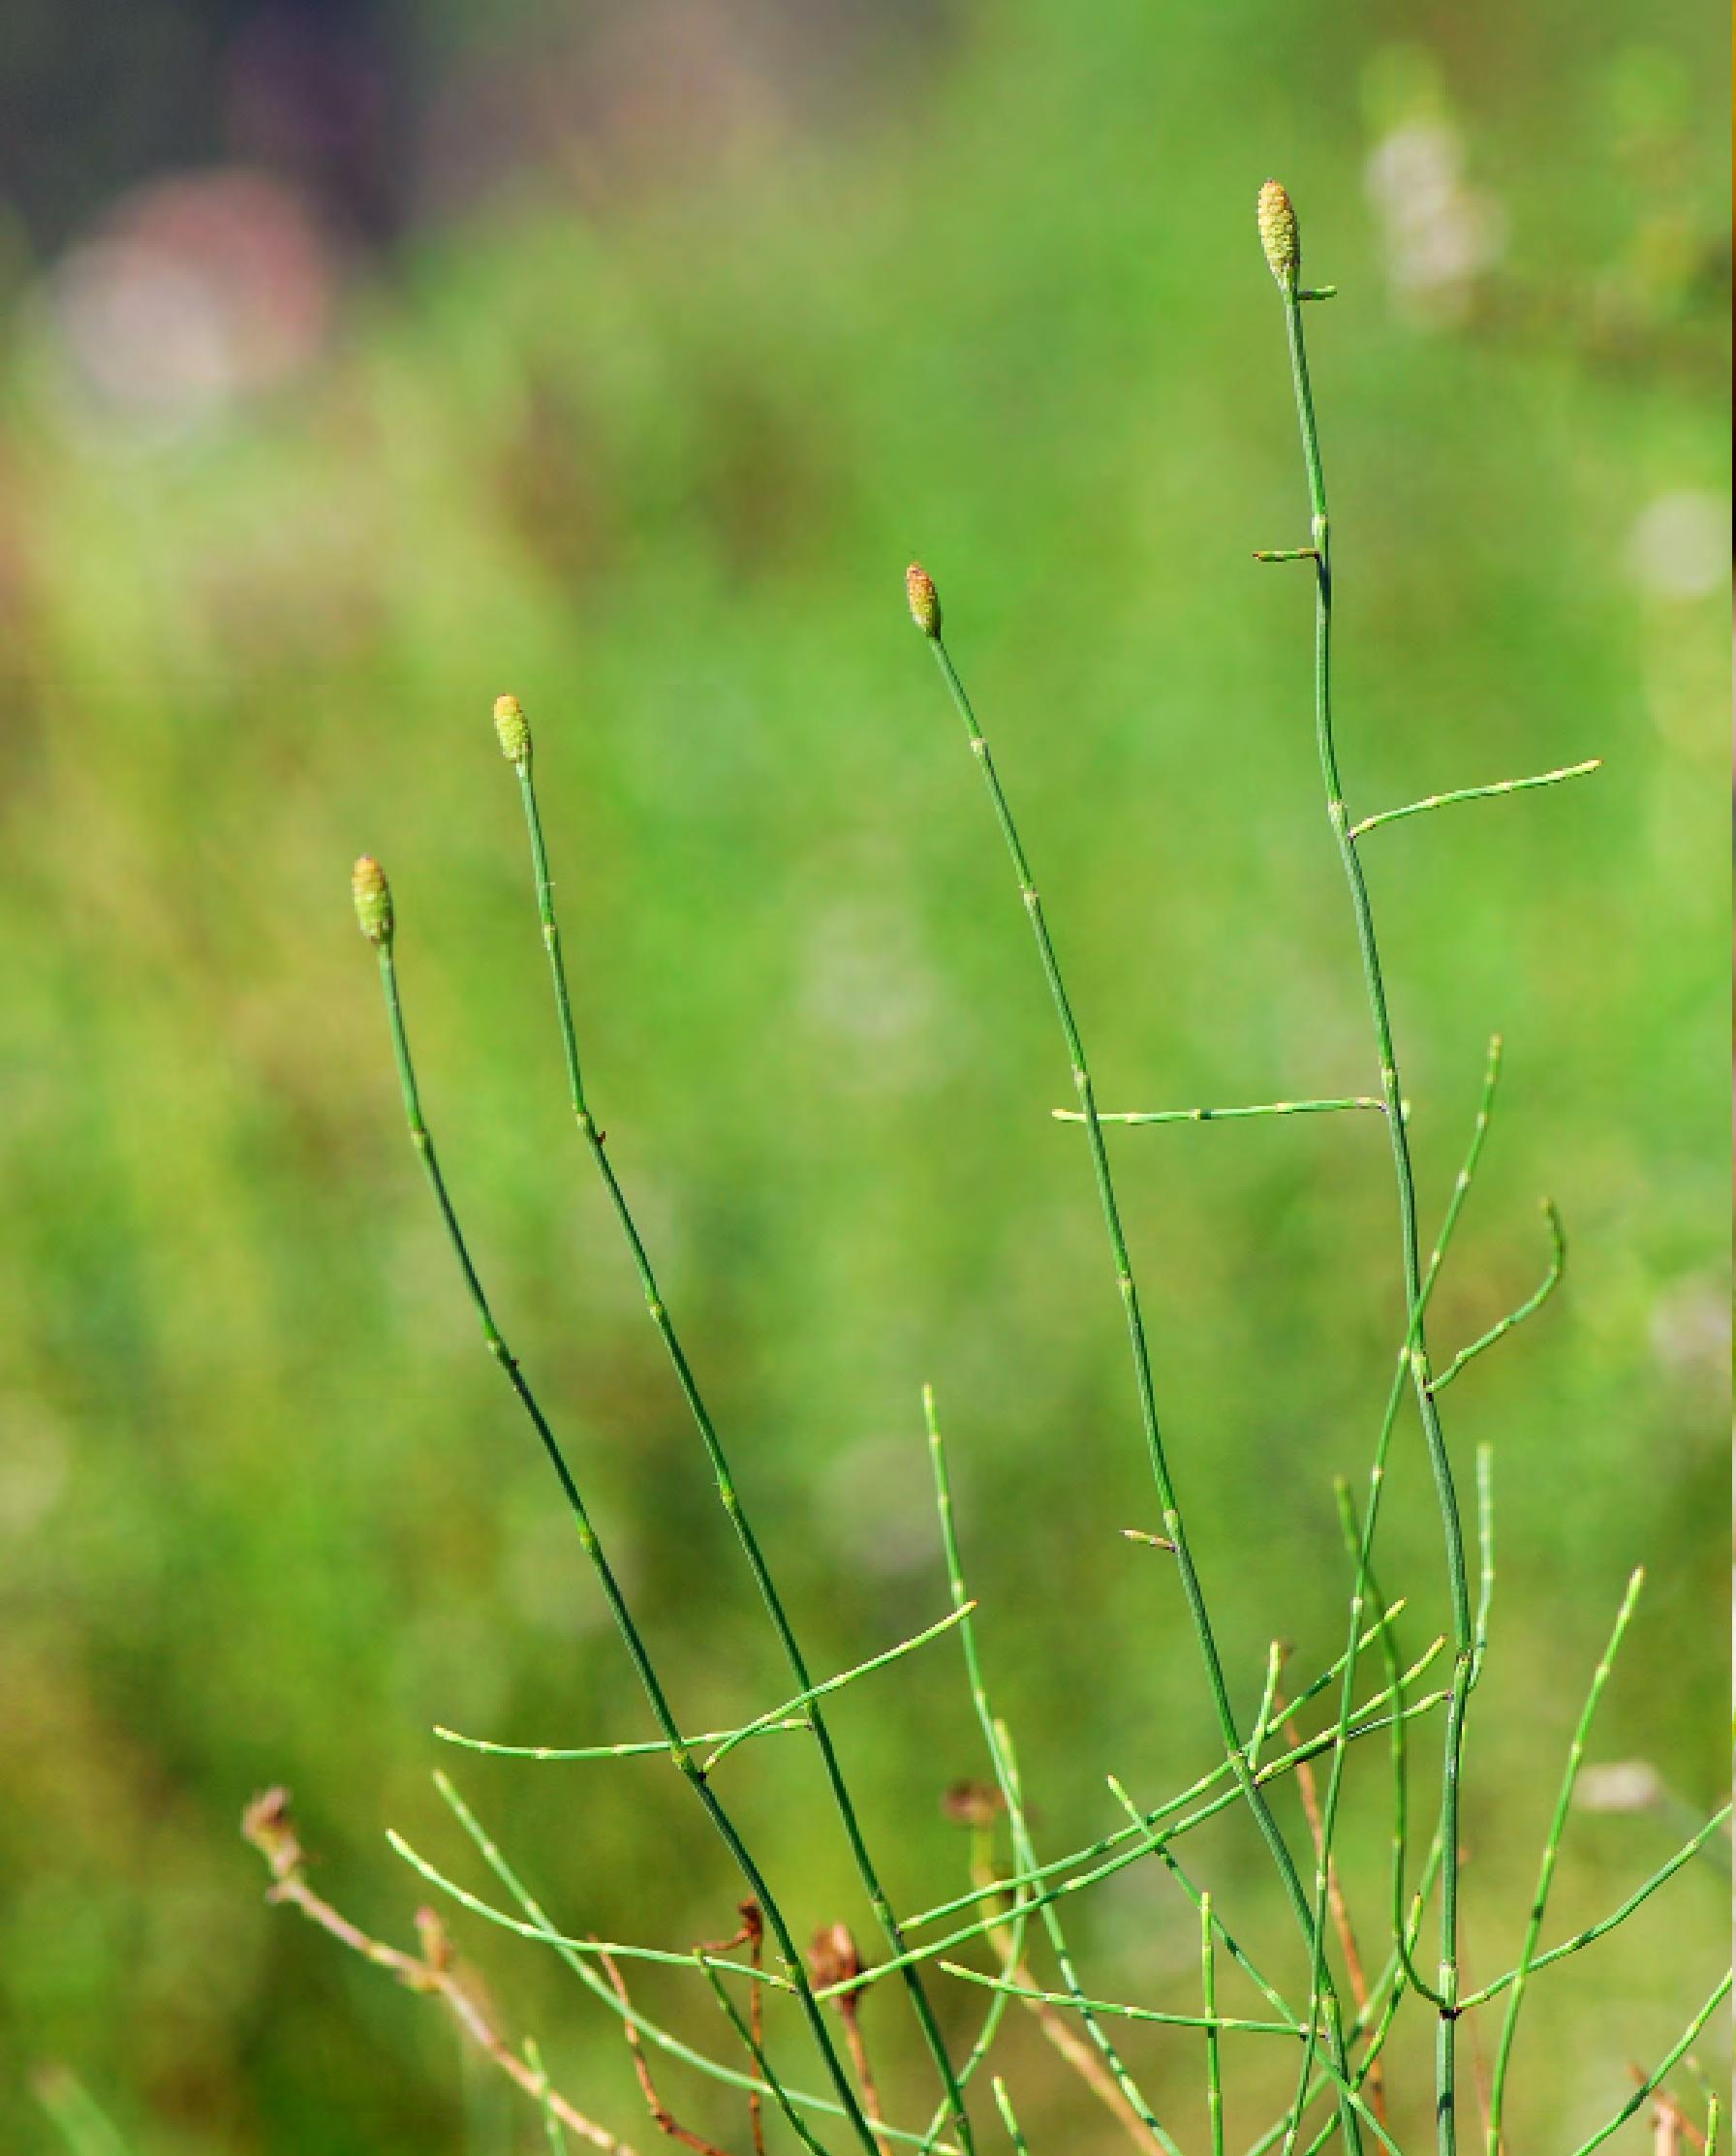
top-left (0, 1), bottom-right (1725, 2150)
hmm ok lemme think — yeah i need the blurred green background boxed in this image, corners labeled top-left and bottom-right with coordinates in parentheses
top-left (1, 1), bottom-right (1727, 2150)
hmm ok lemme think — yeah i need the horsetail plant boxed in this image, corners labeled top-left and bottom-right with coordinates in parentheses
top-left (247, 184), bottom-right (1727, 2156)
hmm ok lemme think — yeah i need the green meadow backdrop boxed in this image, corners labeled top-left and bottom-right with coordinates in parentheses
top-left (2, 1), bottom-right (1726, 2149)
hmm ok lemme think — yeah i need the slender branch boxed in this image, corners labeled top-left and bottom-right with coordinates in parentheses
top-left (1486, 1567), bottom-right (1646, 2145)
top-left (434, 1721), bottom-right (805, 1764)
top-left (1260, 188), bottom-right (1482, 2155)
top-left (926, 1390), bottom-right (1174, 2156)
top-left (1566, 1975), bottom-right (1733, 2156)
top-left (388, 1830), bottom-right (790, 1986)
top-left (1428, 1201), bottom-right (1566, 1397)
top-left (703, 1604), bottom-right (976, 1772)
top-left (1053, 1096), bottom-right (1383, 1127)
top-left (433, 1772), bottom-right (962, 2155)
top-left (352, 862), bottom-right (879, 2154)
top-left (497, 714), bottom-right (974, 2152)
top-left (1201, 1895), bottom-right (1224, 2156)
top-left (825, 1666), bottom-right (1451, 2004)
top-left (991, 2079), bottom-right (1032, 2156)
top-left (1277, 1679), bottom-right (1382, 2121)
top-left (242, 1789), bottom-right (636, 2156)
top-left (1459, 1802), bottom-right (1734, 2009)
top-left (936, 1964), bottom-right (1295, 2035)
top-left (1348, 760), bottom-right (1601, 842)
top-left (698, 1907), bottom-right (767, 2156)
top-left (698, 1956), bottom-right (832, 2156)
top-left (599, 1950), bottom-right (731, 2156)
top-left (910, 574), bottom-right (1364, 2155)
top-left (904, 1613), bottom-right (1432, 1935)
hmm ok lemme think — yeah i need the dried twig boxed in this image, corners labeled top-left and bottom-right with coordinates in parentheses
top-left (812, 1925), bottom-right (892, 2156)
top-left (598, 1947), bottom-right (730, 2156)
top-left (243, 1789), bottom-right (636, 2156)
top-left (1277, 1682), bottom-right (1382, 2125)
top-left (701, 1903), bottom-right (767, 2156)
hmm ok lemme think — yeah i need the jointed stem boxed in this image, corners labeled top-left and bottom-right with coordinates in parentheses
top-left (371, 937), bottom-right (878, 2155)
top-left (1271, 257), bottom-right (1475, 2156)
top-left (926, 1391), bottom-right (1174, 2156)
top-left (507, 747), bottom-right (975, 2151)
top-left (1486, 1568), bottom-right (1646, 2147)
top-left (919, 629), bottom-right (1365, 2155)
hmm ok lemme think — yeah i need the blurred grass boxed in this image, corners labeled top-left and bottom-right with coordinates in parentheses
top-left (0, 0), bottom-right (1726, 2150)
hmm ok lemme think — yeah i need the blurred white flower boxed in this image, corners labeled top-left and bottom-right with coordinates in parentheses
top-left (1626, 490), bottom-right (1727, 601)
top-left (1364, 117), bottom-right (1506, 324)
top-left (1574, 1760), bottom-right (1663, 1814)
top-left (40, 169), bottom-right (336, 444)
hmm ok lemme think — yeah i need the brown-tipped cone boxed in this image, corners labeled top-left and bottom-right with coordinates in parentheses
top-left (1257, 179), bottom-right (1300, 285)
top-left (352, 855), bottom-right (393, 946)
top-left (494, 693), bottom-right (531, 763)
top-left (906, 562), bottom-right (941, 638)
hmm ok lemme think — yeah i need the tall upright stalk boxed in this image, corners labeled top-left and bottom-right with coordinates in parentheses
top-left (348, 855), bottom-right (881, 2156)
top-left (488, 700), bottom-right (975, 2152)
top-left (905, 570), bottom-right (1366, 2155)
top-left (1256, 180), bottom-right (1475, 2155)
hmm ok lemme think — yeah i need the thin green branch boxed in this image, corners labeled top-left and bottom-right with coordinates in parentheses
top-left (1201, 1895), bottom-right (1224, 2156)
top-left (359, 901), bottom-right (875, 2150)
top-left (938, 1972), bottom-right (1407, 2156)
top-left (433, 1722), bottom-right (805, 1764)
top-left (925, 1389), bottom-right (1175, 2156)
top-left (1253, 1833), bottom-right (1449, 2156)
top-left (501, 724), bottom-right (974, 2152)
top-left (1348, 761), bottom-right (1601, 842)
top-left (1458, 1802), bottom-right (1734, 2011)
top-left (829, 1669), bottom-right (1450, 2003)
top-left (1101, 1776), bottom-right (1295, 2024)
top-left (914, 590), bottom-right (1364, 2156)
top-left (906, 1609), bottom-right (1424, 1933)
top-left (1053, 1097), bottom-right (1383, 1127)
top-left (702, 1603), bottom-right (976, 1771)
top-left (696, 1955), bottom-right (832, 2156)
top-left (991, 2079), bottom-right (1031, 2156)
top-left (1566, 1973), bottom-right (1733, 2156)
top-left (388, 1828), bottom-right (791, 1987)
top-left (1263, 205), bottom-right (1494, 2151)
top-left (1487, 1568), bottom-right (1646, 2147)
top-left (433, 1772), bottom-right (962, 2156)
top-left (935, 1965), bottom-right (1296, 2036)
top-left (1428, 1201), bottom-right (1566, 1398)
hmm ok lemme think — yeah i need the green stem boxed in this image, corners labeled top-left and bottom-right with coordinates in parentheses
top-left (1053, 1096), bottom-right (1383, 1126)
top-left (906, 1609), bottom-right (1429, 1933)
top-left (923, 629), bottom-right (1364, 2155)
top-left (1566, 1972), bottom-right (1732, 2156)
top-left (1486, 1568), bottom-right (1645, 2148)
top-left (372, 941), bottom-right (878, 2156)
top-left (990, 2079), bottom-right (1032, 2156)
top-left (1427, 1201), bottom-right (1565, 1398)
top-left (698, 1956), bottom-right (834, 2156)
top-left (1275, 269), bottom-right (1474, 2156)
top-left (1348, 761), bottom-right (1601, 842)
top-left (925, 1391), bottom-right (1175, 2156)
top-left (510, 754), bottom-right (975, 2151)
top-left (436, 1774), bottom-right (961, 2155)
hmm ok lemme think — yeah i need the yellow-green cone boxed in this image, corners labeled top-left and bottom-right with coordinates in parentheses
top-left (1257, 179), bottom-right (1300, 287)
top-left (494, 693), bottom-right (531, 763)
top-left (352, 855), bottom-right (393, 946)
top-left (906, 562), bottom-right (942, 638)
